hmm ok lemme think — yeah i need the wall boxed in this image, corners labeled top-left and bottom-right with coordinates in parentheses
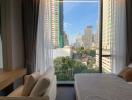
top-left (53, 46), bottom-right (73, 59)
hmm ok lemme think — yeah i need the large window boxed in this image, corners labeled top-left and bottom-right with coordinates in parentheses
top-left (51, 0), bottom-right (112, 82)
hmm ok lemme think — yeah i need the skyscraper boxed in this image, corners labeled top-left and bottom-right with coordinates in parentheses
top-left (102, 0), bottom-right (112, 72)
top-left (95, 0), bottom-right (112, 73)
top-left (50, 0), bottom-right (58, 48)
top-left (95, 22), bottom-right (99, 49)
top-left (63, 32), bottom-right (69, 46)
top-left (75, 33), bottom-right (83, 48)
top-left (82, 26), bottom-right (93, 49)
top-left (50, 0), bottom-right (64, 48)
top-left (95, 22), bottom-right (100, 68)
top-left (58, 0), bottom-right (64, 48)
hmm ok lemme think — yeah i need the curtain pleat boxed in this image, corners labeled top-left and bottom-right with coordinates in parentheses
top-left (126, 0), bottom-right (132, 65)
top-left (111, 0), bottom-right (126, 74)
top-left (22, 0), bottom-right (40, 74)
top-left (36, 0), bottom-right (53, 74)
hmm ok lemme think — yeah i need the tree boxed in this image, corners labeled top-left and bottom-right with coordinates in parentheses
top-left (87, 50), bottom-right (96, 57)
top-left (54, 57), bottom-right (98, 81)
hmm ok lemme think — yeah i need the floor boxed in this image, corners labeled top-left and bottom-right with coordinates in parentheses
top-left (56, 85), bottom-right (76, 100)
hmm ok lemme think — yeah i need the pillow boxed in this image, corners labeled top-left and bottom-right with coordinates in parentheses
top-left (30, 76), bottom-right (50, 97)
top-left (22, 72), bottom-right (40, 96)
top-left (43, 67), bottom-right (55, 80)
top-left (118, 67), bottom-right (130, 78)
top-left (8, 85), bottom-right (24, 97)
top-left (122, 68), bottom-right (132, 82)
top-left (128, 63), bottom-right (132, 68)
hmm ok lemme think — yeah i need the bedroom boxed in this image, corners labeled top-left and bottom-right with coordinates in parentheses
top-left (0, 0), bottom-right (132, 100)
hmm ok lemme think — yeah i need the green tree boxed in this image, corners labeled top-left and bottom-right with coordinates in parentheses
top-left (54, 57), bottom-right (98, 81)
top-left (87, 50), bottom-right (96, 57)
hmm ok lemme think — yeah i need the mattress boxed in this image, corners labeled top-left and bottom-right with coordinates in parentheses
top-left (74, 73), bottom-right (132, 100)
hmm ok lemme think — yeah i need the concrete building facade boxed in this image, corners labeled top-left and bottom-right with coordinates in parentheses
top-left (82, 26), bottom-right (93, 49)
top-left (50, 0), bottom-right (64, 48)
top-left (63, 32), bottom-right (69, 46)
top-left (96, 0), bottom-right (112, 73)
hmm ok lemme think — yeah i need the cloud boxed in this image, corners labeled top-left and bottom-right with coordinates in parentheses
top-left (64, 22), bottom-right (72, 29)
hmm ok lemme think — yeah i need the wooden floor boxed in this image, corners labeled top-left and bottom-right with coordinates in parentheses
top-left (56, 86), bottom-right (76, 100)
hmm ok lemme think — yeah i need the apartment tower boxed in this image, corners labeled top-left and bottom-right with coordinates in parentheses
top-left (102, 0), bottom-right (112, 72)
top-left (50, 0), bottom-right (64, 48)
top-left (82, 26), bottom-right (93, 49)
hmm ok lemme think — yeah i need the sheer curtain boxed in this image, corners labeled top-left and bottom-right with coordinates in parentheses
top-left (111, 0), bottom-right (126, 74)
top-left (36, 0), bottom-right (53, 74)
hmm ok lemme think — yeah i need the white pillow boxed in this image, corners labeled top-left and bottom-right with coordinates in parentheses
top-left (22, 72), bottom-right (40, 96)
top-left (128, 82), bottom-right (132, 84)
top-left (30, 76), bottom-right (50, 97)
top-left (128, 63), bottom-right (132, 68)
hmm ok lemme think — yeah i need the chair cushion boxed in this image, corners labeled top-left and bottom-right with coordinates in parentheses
top-left (8, 85), bottom-right (24, 97)
top-left (30, 76), bottom-right (50, 97)
top-left (22, 72), bottom-right (40, 96)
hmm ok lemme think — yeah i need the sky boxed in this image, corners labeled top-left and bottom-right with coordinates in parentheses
top-left (63, 0), bottom-right (99, 44)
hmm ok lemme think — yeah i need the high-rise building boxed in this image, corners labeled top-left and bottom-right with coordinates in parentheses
top-left (95, 0), bottom-right (112, 73)
top-left (82, 26), bottom-right (93, 49)
top-left (91, 33), bottom-right (96, 50)
top-left (59, 0), bottom-right (64, 48)
top-left (95, 22), bottom-right (100, 68)
top-left (63, 32), bottom-right (69, 46)
top-left (50, 0), bottom-right (57, 48)
top-left (102, 0), bottom-right (112, 73)
top-left (50, 0), bottom-right (64, 48)
top-left (95, 22), bottom-right (99, 49)
top-left (75, 33), bottom-right (83, 48)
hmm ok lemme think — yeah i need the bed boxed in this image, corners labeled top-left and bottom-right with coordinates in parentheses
top-left (74, 73), bottom-right (132, 100)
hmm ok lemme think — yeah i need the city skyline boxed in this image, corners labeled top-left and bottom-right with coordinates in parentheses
top-left (64, 1), bottom-right (99, 44)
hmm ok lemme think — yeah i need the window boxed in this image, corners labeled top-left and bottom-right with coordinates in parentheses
top-left (51, 0), bottom-right (112, 82)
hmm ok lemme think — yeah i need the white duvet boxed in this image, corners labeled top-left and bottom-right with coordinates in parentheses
top-left (74, 73), bottom-right (132, 100)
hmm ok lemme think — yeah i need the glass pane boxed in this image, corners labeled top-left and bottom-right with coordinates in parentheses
top-left (51, 0), bottom-right (100, 81)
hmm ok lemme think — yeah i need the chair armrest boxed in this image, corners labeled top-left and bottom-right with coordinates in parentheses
top-left (0, 96), bottom-right (49, 100)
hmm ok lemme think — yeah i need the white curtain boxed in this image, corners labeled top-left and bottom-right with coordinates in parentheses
top-left (111, 0), bottom-right (126, 74)
top-left (36, 0), bottom-right (53, 74)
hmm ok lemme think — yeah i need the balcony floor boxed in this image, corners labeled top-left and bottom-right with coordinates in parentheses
top-left (56, 85), bottom-right (76, 100)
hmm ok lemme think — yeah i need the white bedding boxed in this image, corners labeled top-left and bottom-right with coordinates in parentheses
top-left (74, 73), bottom-right (132, 100)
